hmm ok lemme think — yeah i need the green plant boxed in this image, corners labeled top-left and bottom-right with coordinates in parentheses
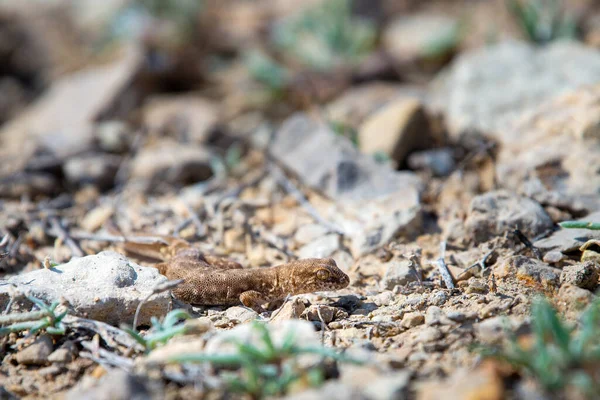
top-left (169, 321), bottom-right (360, 399)
top-left (559, 221), bottom-right (600, 230)
top-left (329, 120), bottom-right (359, 148)
top-left (123, 309), bottom-right (191, 352)
top-left (209, 143), bottom-right (244, 178)
top-left (244, 50), bottom-right (290, 94)
top-left (506, 0), bottom-right (577, 44)
top-left (272, 0), bottom-right (376, 70)
top-left (0, 296), bottom-right (67, 336)
top-left (479, 298), bottom-right (600, 398)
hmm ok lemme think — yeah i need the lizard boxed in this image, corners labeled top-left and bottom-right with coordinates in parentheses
top-left (116, 234), bottom-right (350, 312)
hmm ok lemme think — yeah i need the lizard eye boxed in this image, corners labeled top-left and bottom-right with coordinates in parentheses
top-left (316, 269), bottom-right (330, 280)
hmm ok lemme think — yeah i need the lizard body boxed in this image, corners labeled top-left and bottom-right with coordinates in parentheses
top-left (119, 236), bottom-right (350, 311)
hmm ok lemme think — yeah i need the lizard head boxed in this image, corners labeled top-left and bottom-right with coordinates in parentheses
top-left (290, 258), bottom-right (350, 293)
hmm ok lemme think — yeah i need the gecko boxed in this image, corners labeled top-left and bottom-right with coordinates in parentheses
top-left (118, 235), bottom-right (350, 312)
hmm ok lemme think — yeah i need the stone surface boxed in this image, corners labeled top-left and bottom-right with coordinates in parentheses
top-left (0, 251), bottom-right (170, 326)
top-left (142, 95), bottom-right (218, 143)
top-left (464, 190), bottom-right (553, 244)
top-left (130, 140), bottom-right (213, 188)
top-left (433, 40), bottom-right (600, 139)
top-left (294, 224), bottom-right (329, 246)
top-left (225, 306), bottom-right (259, 323)
top-left (418, 363), bottom-right (504, 400)
top-left (557, 283), bottom-right (596, 307)
top-left (560, 262), bottom-right (599, 290)
top-left (361, 370), bottom-right (412, 400)
top-left (383, 13), bottom-right (459, 63)
top-left (303, 305), bottom-right (336, 323)
top-left (325, 82), bottom-right (427, 128)
top-left (358, 97), bottom-right (431, 165)
top-left (497, 256), bottom-right (561, 288)
top-left (297, 234), bottom-right (340, 259)
top-left (401, 312), bottom-right (425, 328)
top-left (0, 47), bottom-right (140, 176)
top-left (407, 148), bottom-right (455, 177)
top-left (16, 335), bottom-right (53, 365)
top-left (535, 211), bottom-right (600, 253)
top-left (272, 113), bottom-right (422, 256)
top-left (497, 85), bottom-right (600, 212)
top-left (66, 369), bottom-right (154, 400)
top-left (381, 259), bottom-right (419, 290)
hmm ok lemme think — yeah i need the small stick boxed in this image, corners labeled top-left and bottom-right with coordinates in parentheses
top-left (559, 221), bottom-right (600, 230)
top-left (63, 232), bottom-right (170, 245)
top-left (269, 163), bottom-right (345, 235)
top-left (133, 279), bottom-right (184, 328)
top-left (435, 241), bottom-right (455, 289)
top-left (513, 229), bottom-right (542, 260)
top-left (179, 199), bottom-right (206, 238)
top-left (48, 217), bottom-right (84, 257)
top-left (458, 248), bottom-right (496, 280)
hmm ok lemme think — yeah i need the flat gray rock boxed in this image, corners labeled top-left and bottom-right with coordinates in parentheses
top-left (464, 190), bottom-right (553, 244)
top-left (535, 211), bottom-right (600, 252)
top-left (433, 40), bottom-right (600, 139)
top-left (0, 251), bottom-right (170, 326)
top-left (272, 113), bottom-right (422, 256)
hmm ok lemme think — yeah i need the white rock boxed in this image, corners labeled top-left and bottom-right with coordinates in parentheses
top-left (0, 251), bottom-right (170, 326)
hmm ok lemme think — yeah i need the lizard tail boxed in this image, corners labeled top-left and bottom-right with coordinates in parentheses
top-left (105, 224), bottom-right (191, 261)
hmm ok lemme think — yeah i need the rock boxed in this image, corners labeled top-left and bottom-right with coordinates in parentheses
top-left (361, 370), bottom-right (412, 400)
top-left (303, 305), bottom-right (337, 323)
top-left (557, 283), bottom-right (595, 307)
top-left (225, 306), bottom-right (259, 323)
top-left (130, 140), bottom-right (212, 188)
top-left (48, 341), bottom-right (76, 364)
top-left (285, 380), bottom-right (365, 400)
top-left (0, 48), bottom-right (140, 176)
top-left (63, 153), bottom-right (121, 189)
top-left (407, 148), bottom-right (455, 177)
top-left (433, 40), bottom-right (600, 139)
top-left (425, 306), bottom-right (443, 326)
top-left (142, 95), bottom-right (218, 143)
top-left (66, 369), bottom-right (154, 400)
top-left (81, 205), bottom-right (114, 232)
top-left (326, 82), bottom-right (427, 128)
top-left (383, 13), bottom-right (460, 64)
top-left (270, 298), bottom-right (306, 322)
top-left (381, 259), bottom-right (419, 290)
top-left (474, 316), bottom-right (525, 343)
top-left (358, 97), bottom-right (431, 165)
top-left (497, 256), bottom-right (561, 288)
top-left (543, 251), bottom-right (565, 264)
top-left (16, 335), bottom-right (53, 365)
top-left (144, 337), bottom-right (207, 364)
top-left (560, 262), bottom-right (599, 290)
top-left (401, 312), bottom-right (424, 328)
top-left (535, 211), bottom-right (600, 253)
top-left (418, 363), bottom-right (504, 400)
top-left (372, 291), bottom-right (394, 307)
top-left (0, 251), bottom-right (170, 326)
top-left (95, 121), bottom-right (131, 153)
top-left (465, 278), bottom-right (488, 294)
top-left (297, 234), bottom-right (340, 259)
top-left (465, 190), bottom-right (553, 244)
top-left (223, 228), bottom-right (246, 253)
top-left (497, 85), bottom-right (600, 211)
top-left (414, 326), bottom-right (443, 344)
top-left (294, 224), bottom-right (329, 246)
top-left (428, 290), bottom-right (448, 306)
top-left (204, 320), bottom-right (320, 365)
top-left (272, 113), bottom-right (422, 256)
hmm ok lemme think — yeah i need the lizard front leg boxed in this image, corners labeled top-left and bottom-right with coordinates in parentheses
top-left (239, 290), bottom-right (268, 313)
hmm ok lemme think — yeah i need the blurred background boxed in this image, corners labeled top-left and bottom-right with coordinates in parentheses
top-left (0, 0), bottom-right (599, 196)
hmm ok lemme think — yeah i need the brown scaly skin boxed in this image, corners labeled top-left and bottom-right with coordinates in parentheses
top-left (119, 236), bottom-right (350, 312)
